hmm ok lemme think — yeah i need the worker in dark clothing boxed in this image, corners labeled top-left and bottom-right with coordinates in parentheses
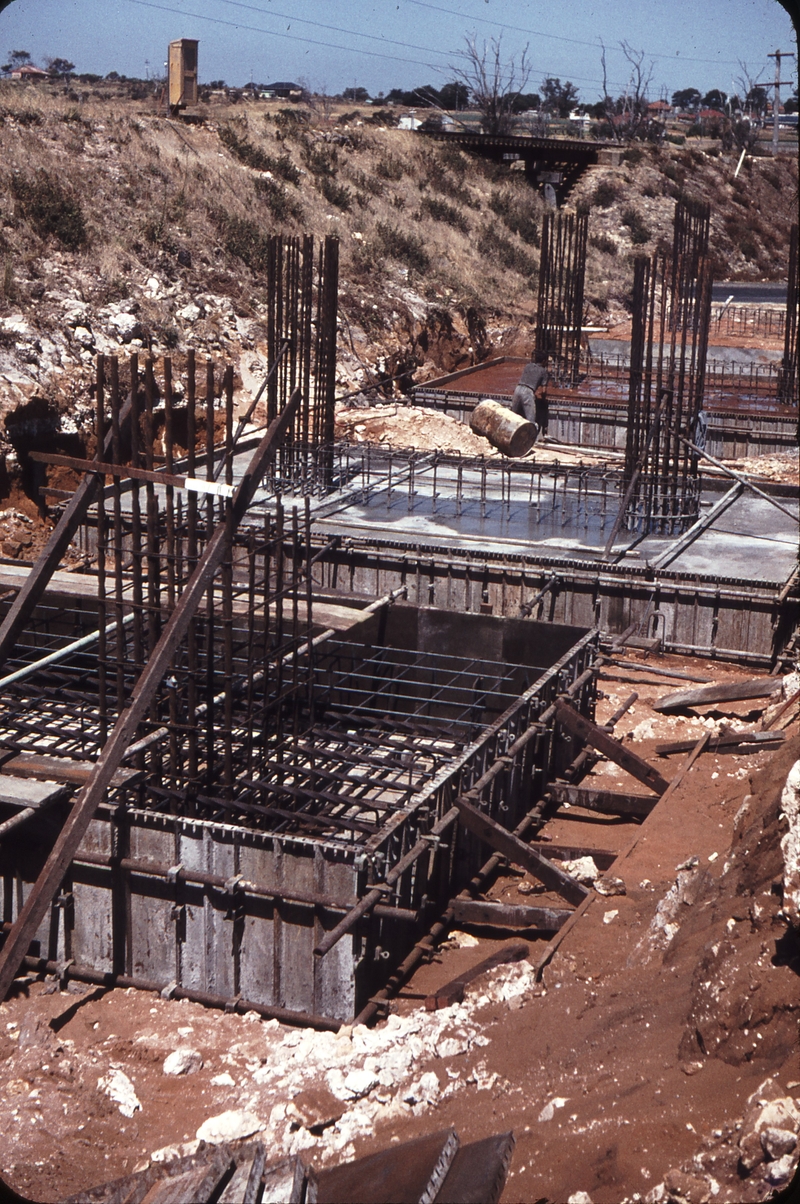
top-left (508, 351), bottom-right (550, 438)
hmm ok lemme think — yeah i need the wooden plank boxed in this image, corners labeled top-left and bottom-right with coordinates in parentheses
top-left (653, 677), bottom-right (782, 713)
top-left (316, 1129), bottom-right (459, 1204)
top-left (547, 782), bottom-right (658, 817)
top-left (455, 798), bottom-right (589, 906)
top-left (553, 698), bottom-right (670, 795)
top-left (434, 1132), bottom-right (516, 1204)
top-left (655, 730), bottom-right (785, 756)
top-left (218, 1144), bottom-right (266, 1204)
top-left (140, 1157), bottom-right (233, 1204)
top-left (260, 1156), bottom-right (308, 1204)
top-left (0, 392), bottom-right (300, 1004)
top-left (0, 775), bottom-right (68, 810)
top-left (425, 941), bottom-right (530, 1010)
top-left (449, 899), bottom-right (572, 931)
top-left (1, 752), bottom-right (142, 788)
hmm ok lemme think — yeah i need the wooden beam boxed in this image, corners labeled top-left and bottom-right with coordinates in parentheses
top-left (0, 391), bottom-right (300, 1003)
top-left (0, 752), bottom-right (142, 788)
top-left (553, 698), bottom-right (670, 795)
top-left (653, 677), bottom-right (782, 713)
top-left (449, 899), bottom-right (572, 931)
top-left (546, 782), bottom-right (658, 817)
top-left (29, 451), bottom-right (234, 498)
top-left (655, 730), bottom-right (785, 756)
top-left (424, 941), bottom-right (530, 1010)
top-left (455, 798), bottom-right (588, 906)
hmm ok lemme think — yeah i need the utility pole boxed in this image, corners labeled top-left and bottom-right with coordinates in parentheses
top-left (768, 48), bottom-right (795, 156)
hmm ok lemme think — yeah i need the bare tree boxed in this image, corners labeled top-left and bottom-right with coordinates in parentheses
top-left (450, 34), bottom-right (532, 135)
top-left (598, 40), bottom-right (658, 143)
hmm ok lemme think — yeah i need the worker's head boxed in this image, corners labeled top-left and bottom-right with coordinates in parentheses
top-left (532, 350), bottom-right (547, 365)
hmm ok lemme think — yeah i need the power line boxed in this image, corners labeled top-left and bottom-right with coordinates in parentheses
top-left (123, 0), bottom-right (629, 92)
top-left (406, 0), bottom-right (767, 69)
top-left (123, 0), bottom-right (448, 71)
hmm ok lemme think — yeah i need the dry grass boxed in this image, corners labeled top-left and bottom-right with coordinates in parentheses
top-left (0, 82), bottom-right (795, 331)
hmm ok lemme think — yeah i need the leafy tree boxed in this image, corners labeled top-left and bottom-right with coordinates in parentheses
top-left (746, 85), bottom-right (770, 117)
top-left (208, 80), bottom-right (226, 89)
top-left (671, 88), bottom-right (701, 111)
top-left (541, 77), bottom-right (579, 118)
top-left (46, 57), bottom-right (75, 78)
top-left (1, 48), bottom-right (31, 74)
top-left (450, 34), bottom-right (532, 135)
top-left (785, 89), bottom-right (798, 115)
top-left (510, 91), bottom-right (541, 113)
top-left (343, 85), bottom-right (369, 103)
top-left (701, 88), bottom-right (726, 111)
top-left (438, 81), bottom-right (469, 110)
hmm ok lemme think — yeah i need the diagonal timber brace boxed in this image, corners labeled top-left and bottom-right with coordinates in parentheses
top-left (0, 390), bottom-right (300, 1002)
top-left (553, 697), bottom-right (669, 795)
top-left (0, 393), bottom-right (132, 670)
top-left (454, 798), bottom-right (589, 906)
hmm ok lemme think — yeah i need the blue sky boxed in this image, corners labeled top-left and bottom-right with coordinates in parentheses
top-left (0, 0), bottom-right (796, 101)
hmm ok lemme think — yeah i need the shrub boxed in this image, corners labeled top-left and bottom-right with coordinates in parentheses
top-left (662, 161), bottom-right (684, 184)
top-left (219, 125), bottom-right (300, 184)
top-left (478, 226), bottom-right (536, 277)
top-left (375, 222), bottom-right (430, 273)
top-left (593, 179), bottom-right (619, 208)
top-left (274, 108), bottom-right (310, 133)
top-left (667, 134), bottom-right (685, 145)
top-left (254, 176), bottom-right (303, 221)
top-left (376, 154), bottom-right (404, 181)
top-left (11, 171), bottom-right (86, 249)
top-left (349, 169), bottom-right (383, 197)
top-left (622, 147), bottom-right (644, 165)
top-left (419, 194), bottom-right (469, 233)
top-left (590, 233), bottom-right (617, 256)
top-left (621, 206), bottom-right (651, 244)
top-left (3, 108), bottom-right (42, 126)
top-left (209, 208), bottom-right (270, 271)
top-left (319, 176), bottom-right (352, 210)
top-left (364, 108), bottom-right (399, 127)
top-left (489, 190), bottom-right (539, 245)
top-left (303, 142), bottom-right (337, 178)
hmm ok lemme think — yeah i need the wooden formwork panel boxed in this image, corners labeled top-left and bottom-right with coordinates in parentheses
top-left (318, 544), bottom-right (784, 663)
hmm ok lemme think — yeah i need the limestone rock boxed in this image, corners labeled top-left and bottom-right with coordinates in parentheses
top-left (761, 1126), bottom-right (797, 1159)
top-left (779, 760), bottom-right (800, 927)
top-left (195, 1109), bottom-right (263, 1144)
top-left (98, 1067), bottom-right (141, 1118)
top-left (663, 1168), bottom-right (712, 1203)
top-left (162, 1047), bottom-right (203, 1076)
top-left (766, 1153), bottom-right (798, 1184)
top-left (342, 1068), bottom-right (378, 1099)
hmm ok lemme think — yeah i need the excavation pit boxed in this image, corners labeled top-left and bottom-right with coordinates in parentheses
top-left (0, 592), bottom-right (596, 1024)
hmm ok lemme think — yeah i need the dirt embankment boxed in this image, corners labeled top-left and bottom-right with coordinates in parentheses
top-left (0, 88), bottom-right (795, 430)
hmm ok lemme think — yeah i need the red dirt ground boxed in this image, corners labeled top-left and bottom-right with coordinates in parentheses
top-left (1, 654), bottom-right (798, 1204)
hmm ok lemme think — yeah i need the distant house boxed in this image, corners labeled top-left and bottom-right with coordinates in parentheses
top-left (647, 100), bottom-right (671, 115)
top-left (10, 64), bottom-right (49, 80)
top-left (261, 81), bottom-right (304, 100)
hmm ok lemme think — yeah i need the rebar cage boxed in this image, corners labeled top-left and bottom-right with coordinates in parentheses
top-left (0, 345), bottom-right (598, 1022)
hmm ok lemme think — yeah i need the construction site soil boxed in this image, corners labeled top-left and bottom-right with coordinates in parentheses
top-left (1, 653), bottom-right (799, 1204)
